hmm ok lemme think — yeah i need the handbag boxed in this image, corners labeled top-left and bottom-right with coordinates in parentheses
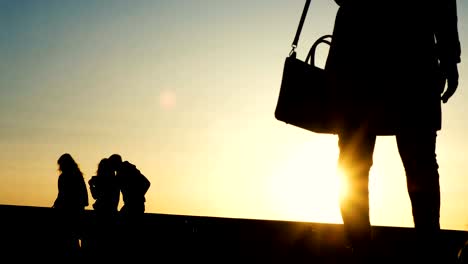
top-left (274, 0), bottom-right (337, 134)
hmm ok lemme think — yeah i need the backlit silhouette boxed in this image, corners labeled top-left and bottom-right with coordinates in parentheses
top-left (108, 154), bottom-right (150, 217)
top-left (108, 153), bottom-right (151, 259)
top-left (87, 157), bottom-right (120, 260)
top-left (52, 153), bottom-right (89, 261)
top-left (324, 0), bottom-right (461, 263)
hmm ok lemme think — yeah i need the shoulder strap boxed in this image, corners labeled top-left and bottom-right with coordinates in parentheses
top-left (291, 0), bottom-right (312, 54)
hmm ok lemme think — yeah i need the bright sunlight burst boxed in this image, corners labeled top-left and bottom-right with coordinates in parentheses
top-left (268, 137), bottom-right (344, 224)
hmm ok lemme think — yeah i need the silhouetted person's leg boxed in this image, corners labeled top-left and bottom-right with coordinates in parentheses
top-left (397, 130), bottom-right (441, 261)
top-left (53, 210), bottom-right (83, 263)
top-left (118, 204), bottom-right (146, 260)
top-left (338, 130), bottom-right (376, 261)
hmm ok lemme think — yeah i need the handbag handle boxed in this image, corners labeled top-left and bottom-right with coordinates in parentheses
top-left (306, 34), bottom-right (333, 67)
top-left (290, 0), bottom-right (312, 56)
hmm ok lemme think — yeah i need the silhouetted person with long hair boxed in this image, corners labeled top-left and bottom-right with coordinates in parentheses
top-left (87, 158), bottom-right (120, 260)
top-left (108, 154), bottom-right (150, 258)
top-left (52, 153), bottom-right (89, 261)
top-left (89, 158), bottom-right (120, 215)
top-left (324, 0), bottom-right (460, 263)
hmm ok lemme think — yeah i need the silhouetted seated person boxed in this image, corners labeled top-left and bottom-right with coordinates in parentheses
top-left (89, 158), bottom-right (120, 216)
top-left (52, 153), bottom-right (89, 260)
top-left (109, 154), bottom-right (150, 218)
top-left (108, 154), bottom-right (150, 258)
top-left (87, 158), bottom-right (120, 259)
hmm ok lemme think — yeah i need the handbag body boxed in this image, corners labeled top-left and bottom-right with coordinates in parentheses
top-left (274, 0), bottom-right (338, 134)
top-left (275, 35), bottom-right (339, 134)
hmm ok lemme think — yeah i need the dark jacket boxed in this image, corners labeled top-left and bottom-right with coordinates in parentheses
top-left (325, 0), bottom-right (461, 134)
top-left (117, 161), bottom-right (150, 209)
top-left (53, 171), bottom-right (89, 212)
top-left (89, 175), bottom-right (120, 213)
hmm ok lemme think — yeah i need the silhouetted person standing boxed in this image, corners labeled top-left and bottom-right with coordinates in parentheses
top-left (324, 0), bottom-right (460, 263)
top-left (52, 153), bottom-right (89, 261)
top-left (108, 154), bottom-right (150, 258)
top-left (87, 158), bottom-right (120, 260)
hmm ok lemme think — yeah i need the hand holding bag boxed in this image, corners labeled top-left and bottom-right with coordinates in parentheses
top-left (274, 0), bottom-right (338, 134)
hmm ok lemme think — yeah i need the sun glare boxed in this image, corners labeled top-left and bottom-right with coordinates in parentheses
top-left (269, 139), bottom-right (343, 224)
top-left (336, 167), bottom-right (349, 203)
top-left (159, 89), bottom-right (176, 110)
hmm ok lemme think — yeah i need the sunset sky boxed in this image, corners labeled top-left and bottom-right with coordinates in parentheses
top-left (1, 0), bottom-right (467, 231)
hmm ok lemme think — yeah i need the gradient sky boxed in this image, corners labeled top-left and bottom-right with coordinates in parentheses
top-left (1, 0), bottom-right (467, 231)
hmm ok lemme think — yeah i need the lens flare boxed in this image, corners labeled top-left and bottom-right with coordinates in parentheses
top-left (159, 90), bottom-right (176, 110)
